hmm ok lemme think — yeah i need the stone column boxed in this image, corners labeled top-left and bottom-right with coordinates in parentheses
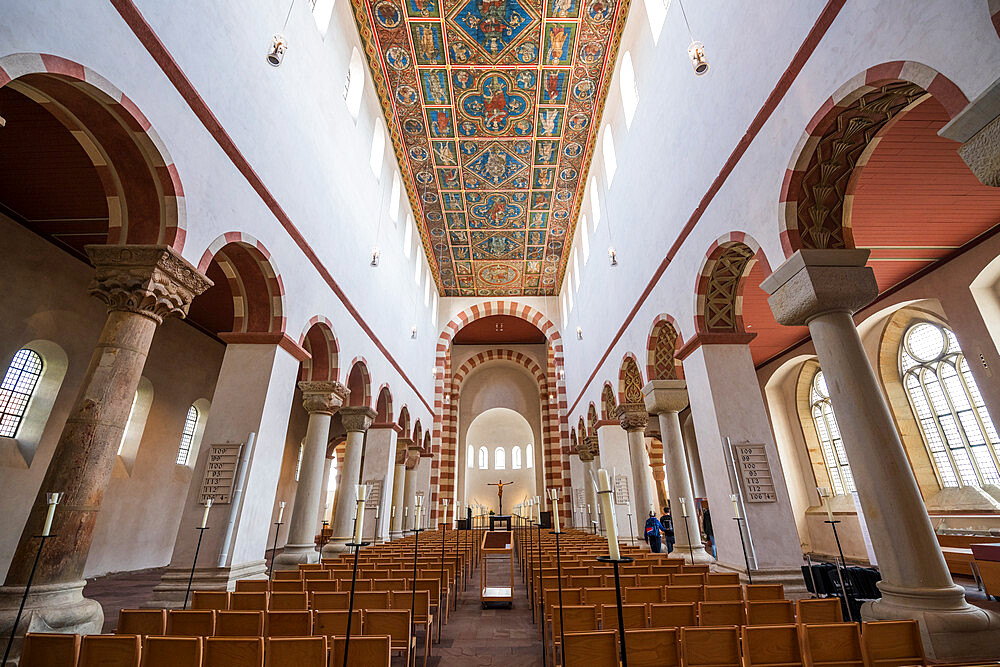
top-left (402, 457), bottom-right (418, 532)
top-left (643, 380), bottom-right (713, 563)
top-left (322, 406), bottom-right (376, 555)
top-left (273, 381), bottom-right (348, 569)
top-left (763, 249), bottom-right (1000, 660)
top-left (579, 436), bottom-right (600, 530)
top-left (0, 245), bottom-right (209, 651)
top-left (390, 438), bottom-right (411, 539)
top-left (359, 421), bottom-right (399, 543)
top-left (615, 403), bottom-right (653, 539)
top-left (595, 421), bottom-right (633, 539)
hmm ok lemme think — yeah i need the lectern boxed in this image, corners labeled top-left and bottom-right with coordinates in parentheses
top-left (480, 530), bottom-right (514, 608)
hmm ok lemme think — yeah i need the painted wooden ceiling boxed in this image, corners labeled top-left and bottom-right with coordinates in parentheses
top-left (351, 0), bottom-right (631, 295)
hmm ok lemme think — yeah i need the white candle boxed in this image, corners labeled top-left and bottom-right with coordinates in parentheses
top-left (549, 489), bottom-right (561, 533)
top-left (354, 484), bottom-right (367, 544)
top-left (679, 497), bottom-right (689, 518)
top-left (276, 501), bottom-right (286, 524)
top-left (818, 487), bottom-right (833, 521)
top-left (730, 494), bottom-right (740, 519)
top-left (42, 493), bottom-right (62, 537)
top-left (201, 498), bottom-right (213, 528)
top-left (597, 469), bottom-right (620, 560)
top-left (391, 505), bottom-right (396, 519)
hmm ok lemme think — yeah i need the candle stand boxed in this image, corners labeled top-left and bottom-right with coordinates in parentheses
top-left (437, 519), bottom-right (446, 642)
top-left (409, 526), bottom-right (423, 643)
top-left (371, 510), bottom-right (379, 545)
top-left (453, 529), bottom-right (460, 609)
top-left (183, 526), bottom-right (210, 609)
top-left (2, 534), bottom-right (54, 666)
top-left (733, 517), bottom-right (754, 584)
top-left (267, 520), bottom-right (283, 583)
top-left (679, 513), bottom-right (695, 565)
top-left (825, 519), bottom-right (855, 622)
top-left (551, 530), bottom-right (566, 667)
top-left (626, 511), bottom-right (635, 547)
top-left (596, 555), bottom-right (634, 667)
top-left (527, 516), bottom-right (535, 618)
top-left (342, 540), bottom-right (371, 667)
top-left (535, 519), bottom-right (543, 623)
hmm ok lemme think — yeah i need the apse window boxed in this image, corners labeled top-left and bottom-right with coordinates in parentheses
top-left (175, 404), bottom-right (200, 465)
top-left (0, 348), bottom-right (43, 438)
top-left (808, 370), bottom-right (855, 495)
top-left (478, 446), bottom-right (488, 470)
top-left (370, 124), bottom-right (386, 178)
top-left (901, 321), bottom-right (1000, 487)
top-left (512, 445), bottom-right (522, 469)
top-left (345, 48), bottom-right (364, 120)
top-left (526, 444), bottom-right (533, 468)
top-left (494, 446), bottom-right (506, 470)
top-left (620, 51), bottom-right (639, 128)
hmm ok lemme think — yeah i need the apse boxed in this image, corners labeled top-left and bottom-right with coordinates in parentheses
top-left (462, 407), bottom-right (536, 514)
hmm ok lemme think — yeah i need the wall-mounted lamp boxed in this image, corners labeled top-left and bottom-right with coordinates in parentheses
top-left (266, 33), bottom-right (289, 67)
top-left (688, 41), bottom-right (709, 75)
top-left (576, 327), bottom-right (584, 340)
top-left (410, 325), bottom-right (418, 339)
top-left (608, 246), bottom-right (618, 266)
top-left (370, 247), bottom-right (381, 267)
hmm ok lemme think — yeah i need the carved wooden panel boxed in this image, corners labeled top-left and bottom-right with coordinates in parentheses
top-left (705, 244), bottom-right (755, 333)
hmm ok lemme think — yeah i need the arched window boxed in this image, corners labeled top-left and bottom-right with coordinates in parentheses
top-left (345, 48), bottom-right (364, 120)
top-left (370, 123), bottom-right (386, 178)
top-left (512, 445), bottom-right (522, 469)
top-left (580, 214), bottom-right (591, 262)
top-left (0, 349), bottom-right (43, 438)
top-left (478, 446), bottom-right (488, 470)
top-left (468, 444), bottom-right (474, 468)
top-left (117, 391), bottom-right (139, 456)
top-left (311, 0), bottom-right (336, 35)
top-left (294, 441), bottom-right (305, 482)
top-left (526, 444), bottom-right (534, 468)
top-left (389, 172), bottom-right (401, 223)
top-left (176, 404), bottom-right (200, 465)
top-left (809, 370), bottom-right (855, 495)
top-left (620, 51), bottom-right (638, 128)
top-left (494, 446), bottom-right (506, 470)
top-left (900, 321), bottom-right (1000, 487)
top-left (403, 215), bottom-right (414, 257)
top-left (603, 126), bottom-right (617, 184)
top-left (644, 0), bottom-right (669, 43)
top-left (590, 179), bottom-right (601, 229)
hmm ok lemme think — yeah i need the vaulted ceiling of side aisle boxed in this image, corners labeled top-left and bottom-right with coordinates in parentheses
top-left (350, 0), bottom-right (632, 296)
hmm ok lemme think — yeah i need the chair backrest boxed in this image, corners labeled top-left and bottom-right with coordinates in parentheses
top-left (353, 590), bottom-right (391, 610)
top-left (626, 628), bottom-right (680, 667)
top-left (682, 565), bottom-right (711, 575)
top-left (562, 630), bottom-right (619, 666)
top-left (583, 587), bottom-right (618, 606)
top-left (20, 632), bottom-right (80, 667)
top-left (140, 636), bottom-right (202, 667)
top-left (638, 574), bottom-right (671, 588)
top-left (650, 602), bottom-right (697, 629)
top-left (235, 579), bottom-right (269, 592)
top-left (215, 610), bottom-right (264, 637)
top-left (372, 578), bottom-right (406, 592)
top-left (118, 609), bottom-right (167, 636)
top-left (229, 592), bottom-right (268, 611)
top-left (269, 580), bottom-right (305, 593)
top-left (265, 610), bottom-right (312, 637)
top-left (745, 584), bottom-right (784, 600)
top-left (801, 623), bottom-right (865, 666)
top-left (363, 609), bottom-right (412, 649)
top-left (679, 626), bottom-right (741, 667)
top-left (624, 586), bottom-right (663, 604)
top-left (192, 591), bottom-right (230, 611)
top-left (553, 605), bottom-right (599, 634)
top-left (268, 591), bottom-right (308, 610)
top-left (167, 610), bottom-right (216, 636)
top-left (704, 585), bottom-right (743, 602)
top-left (741, 624), bottom-right (803, 666)
top-left (264, 636), bottom-right (327, 667)
top-left (304, 579), bottom-right (338, 593)
top-left (331, 635), bottom-right (391, 667)
top-left (651, 565), bottom-right (682, 575)
top-left (205, 637), bottom-right (264, 667)
top-left (389, 590), bottom-right (430, 620)
top-left (746, 600), bottom-right (795, 625)
top-left (796, 598), bottom-right (843, 624)
top-left (301, 569), bottom-right (331, 580)
top-left (570, 575), bottom-right (604, 588)
top-left (79, 634), bottom-right (141, 667)
top-left (705, 573), bottom-right (740, 586)
top-left (698, 601), bottom-right (746, 627)
top-left (311, 591), bottom-right (350, 610)
top-left (862, 620), bottom-right (927, 666)
top-left (272, 570), bottom-right (300, 581)
top-left (671, 573), bottom-right (705, 587)
top-left (341, 578), bottom-right (374, 592)
top-left (313, 609), bottom-right (362, 636)
top-left (665, 585), bottom-right (705, 603)
top-left (600, 603), bottom-right (647, 629)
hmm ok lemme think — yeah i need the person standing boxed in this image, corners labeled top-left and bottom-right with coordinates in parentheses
top-left (643, 511), bottom-right (665, 553)
top-left (659, 506), bottom-right (675, 553)
top-left (702, 506), bottom-right (715, 559)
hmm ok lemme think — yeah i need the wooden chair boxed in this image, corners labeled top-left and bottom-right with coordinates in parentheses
top-left (79, 634), bottom-right (141, 667)
top-left (746, 600), bottom-right (795, 625)
top-left (191, 590), bottom-right (230, 611)
top-left (801, 622), bottom-right (865, 667)
top-left (331, 635), bottom-right (391, 667)
top-left (166, 610), bottom-right (216, 636)
top-left (861, 620), bottom-right (927, 666)
top-left (215, 610), bottom-right (264, 637)
top-left (353, 591), bottom-right (391, 610)
top-left (304, 579), bottom-right (338, 593)
top-left (314, 609), bottom-right (362, 637)
top-left (671, 573), bottom-right (705, 587)
top-left (796, 598), bottom-right (843, 624)
top-left (683, 565), bottom-right (711, 576)
top-left (270, 580), bottom-right (305, 593)
top-left (264, 636), bottom-right (327, 667)
top-left (626, 627), bottom-right (680, 667)
top-left (117, 609), bottom-right (167, 637)
top-left (235, 579), bottom-right (269, 592)
top-left (20, 632), bottom-right (80, 667)
top-left (265, 610), bottom-right (312, 637)
top-left (229, 591), bottom-right (268, 611)
top-left (665, 585), bottom-right (705, 603)
top-left (311, 591), bottom-right (350, 610)
top-left (561, 630), bottom-right (618, 667)
top-left (741, 624), bottom-right (803, 666)
top-left (204, 637), bottom-right (264, 667)
top-left (569, 575), bottom-right (604, 588)
top-left (745, 584), bottom-right (784, 601)
top-left (698, 601), bottom-right (746, 627)
top-left (650, 603), bottom-right (697, 629)
top-left (302, 569), bottom-right (331, 580)
top-left (638, 574), bottom-right (671, 588)
top-left (624, 586), bottom-right (662, 604)
top-left (341, 579), bottom-right (374, 592)
top-left (704, 585), bottom-right (743, 602)
top-left (389, 590), bottom-right (433, 665)
top-left (550, 605), bottom-right (600, 666)
top-left (705, 573), bottom-right (740, 586)
top-left (140, 636), bottom-right (202, 667)
top-left (600, 603), bottom-right (647, 630)
top-left (272, 570), bottom-right (300, 581)
top-left (363, 609), bottom-right (415, 667)
top-left (679, 626), bottom-right (741, 667)
top-left (268, 591), bottom-right (308, 610)
top-left (371, 578), bottom-right (406, 592)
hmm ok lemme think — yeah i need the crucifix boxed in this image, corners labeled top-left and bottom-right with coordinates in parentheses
top-left (487, 479), bottom-right (513, 516)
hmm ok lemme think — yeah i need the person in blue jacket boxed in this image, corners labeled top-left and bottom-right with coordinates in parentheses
top-left (643, 511), bottom-right (665, 553)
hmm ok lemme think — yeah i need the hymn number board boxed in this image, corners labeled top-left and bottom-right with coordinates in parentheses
top-left (199, 443), bottom-right (242, 504)
top-left (732, 443), bottom-right (777, 503)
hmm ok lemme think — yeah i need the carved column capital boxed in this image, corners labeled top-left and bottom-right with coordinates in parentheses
top-left (395, 437), bottom-right (414, 465)
top-left (85, 245), bottom-right (213, 324)
top-left (339, 406), bottom-right (377, 433)
top-left (298, 380), bottom-right (349, 415)
top-left (577, 434), bottom-right (599, 462)
top-left (650, 467), bottom-right (666, 482)
top-left (760, 249), bottom-right (877, 326)
top-left (615, 402), bottom-right (648, 432)
top-left (642, 379), bottom-right (690, 414)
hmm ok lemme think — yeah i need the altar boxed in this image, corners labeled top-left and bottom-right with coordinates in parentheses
top-left (489, 514), bottom-right (511, 530)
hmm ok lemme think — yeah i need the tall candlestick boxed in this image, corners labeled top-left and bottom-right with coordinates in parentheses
top-left (548, 488), bottom-right (561, 533)
top-left (818, 487), bottom-right (833, 521)
top-left (276, 501), bottom-right (286, 524)
top-left (679, 497), bottom-right (689, 518)
top-left (391, 505), bottom-right (396, 519)
top-left (200, 499), bottom-right (213, 529)
top-left (354, 484), bottom-right (367, 544)
top-left (596, 469), bottom-right (620, 560)
top-left (730, 493), bottom-right (740, 519)
top-left (42, 493), bottom-right (62, 537)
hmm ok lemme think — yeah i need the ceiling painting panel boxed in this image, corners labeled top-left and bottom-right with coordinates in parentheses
top-left (351, 0), bottom-right (632, 295)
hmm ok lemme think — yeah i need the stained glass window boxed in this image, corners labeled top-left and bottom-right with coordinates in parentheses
top-left (0, 349), bottom-right (43, 438)
top-left (176, 404), bottom-right (199, 465)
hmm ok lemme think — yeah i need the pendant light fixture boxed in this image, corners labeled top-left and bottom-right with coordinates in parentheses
top-left (677, 0), bottom-right (709, 75)
top-left (266, 0), bottom-right (295, 67)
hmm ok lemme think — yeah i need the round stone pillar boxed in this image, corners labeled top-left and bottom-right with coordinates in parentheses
top-left (274, 381), bottom-right (348, 569)
top-left (401, 448), bottom-right (419, 532)
top-left (0, 245), bottom-right (210, 656)
top-left (763, 249), bottom-right (1000, 660)
top-left (389, 437), bottom-right (411, 539)
top-left (579, 436), bottom-right (600, 531)
top-left (322, 406), bottom-right (376, 556)
top-left (615, 403), bottom-right (653, 539)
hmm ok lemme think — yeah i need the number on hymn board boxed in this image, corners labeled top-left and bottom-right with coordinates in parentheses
top-left (730, 443), bottom-right (777, 503)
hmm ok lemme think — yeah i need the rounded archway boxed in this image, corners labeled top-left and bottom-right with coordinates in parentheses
top-left (463, 407), bottom-right (536, 514)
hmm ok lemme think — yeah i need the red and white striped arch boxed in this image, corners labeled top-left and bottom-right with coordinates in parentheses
top-left (198, 232), bottom-right (286, 333)
top-left (346, 357), bottom-right (373, 408)
top-left (693, 232), bottom-right (767, 335)
top-left (646, 314), bottom-right (685, 381)
top-left (298, 316), bottom-right (339, 382)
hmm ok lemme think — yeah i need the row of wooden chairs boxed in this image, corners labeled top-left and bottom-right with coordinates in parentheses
top-left (21, 633), bottom-right (393, 667)
top-left (557, 620), bottom-right (926, 667)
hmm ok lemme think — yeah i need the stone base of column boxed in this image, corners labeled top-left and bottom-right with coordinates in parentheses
top-left (144, 560), bottom-right (267, 609)
top-left (320, 538), bottom-right (352, 557)
top-left (390, 530), bottom-right (404, 541)
top-left (271, 544), bottom-right (319, 571)
top-left (0, 579), bottom-right (103, 665)
top-left (863, 582), bottom-right (1000, 661)
top-left (668, 543), bottom-right (716, 565)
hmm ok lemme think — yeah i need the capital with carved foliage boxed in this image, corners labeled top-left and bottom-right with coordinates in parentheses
top-left (642, 379), bottom-right (689, 415)
top-left (615, 402), bottom-right (648, 432)
top-left (577, 434), bottom-right (599, 462)
top-left (339, 406), bottom-right (377, 433)
top-left (86, 245), bottom-right (212, 324)
top-left (298, 380), bottom-right (349, 415)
